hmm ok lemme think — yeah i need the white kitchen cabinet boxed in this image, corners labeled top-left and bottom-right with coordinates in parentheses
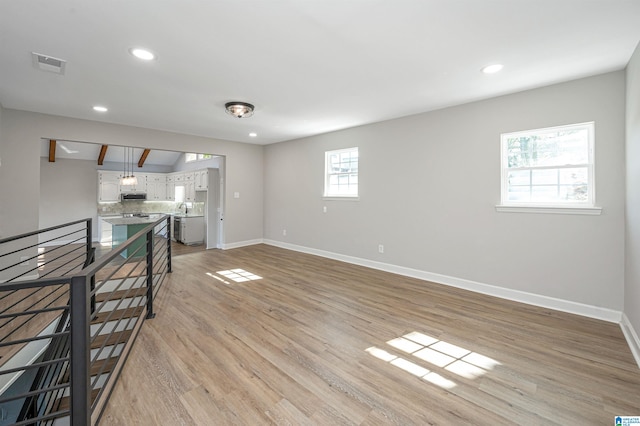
top-left (174, 172), bottom-right (196, 202)
top-left (171, 172), bottom-right (185, 202)
top-left (185, 180), bottom-right (196, 202)
top-left (175, 216), bottom-right (204, 245)
top-left (146, 174), bottom-right (167, 200)
top-left (166, 175), bottom-right (176, 201)
top-left (195, 169), bottom-right (208, 191)
top-left (98, 215), bottom-right (120, 243)
top-left (98, 171), bottom-right (121, 202)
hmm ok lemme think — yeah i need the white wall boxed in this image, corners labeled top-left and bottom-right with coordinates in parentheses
top-left (264, 71), bottom-right (626, 314)
top-left (0, 104), bottom-right (3, 170)
top-left (172, 153), bottom-right (222, 172)
top-left (0, 109), bottom-right (41, 239)
top-left (0, 110), bottom-right (263, 245)
top-left (39, 158), bottom-right (99, 237)
top-left (625, 42), bottom-right (640, 357)
top-left (99, 160), bottom-right (173, 174)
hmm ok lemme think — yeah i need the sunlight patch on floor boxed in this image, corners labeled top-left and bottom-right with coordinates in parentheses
top-left (366, 331), bottom-right (501, 390)
top-left (206, 272), bottom-right (230, 285)
top-left (207, 269), bottom-right (262, 284)
top-left (217, 269), bottom-right (262, 282)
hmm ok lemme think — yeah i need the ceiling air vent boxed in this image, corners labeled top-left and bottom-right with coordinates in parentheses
top-left (31, 52), bottom-right (66, 75)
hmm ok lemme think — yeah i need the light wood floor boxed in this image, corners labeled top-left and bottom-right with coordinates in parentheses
top-left (100, 244), bottom-right (640, 425)
top-left (94, 240), bottom-right (205, 259)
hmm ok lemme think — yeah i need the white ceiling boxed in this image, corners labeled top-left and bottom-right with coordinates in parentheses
top-left (2, 1), bottom-right (640, 145)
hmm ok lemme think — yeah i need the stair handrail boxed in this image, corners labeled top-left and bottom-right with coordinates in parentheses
top-left (0, 215), bottom-right (172, 425)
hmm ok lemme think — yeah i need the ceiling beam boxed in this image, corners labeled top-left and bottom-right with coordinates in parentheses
top-left (138, 149), bottom-right (151, 168)
top-left (98, 145), bottom-right (108, 165)
top-left (48, 140), bottom-right (56, 162)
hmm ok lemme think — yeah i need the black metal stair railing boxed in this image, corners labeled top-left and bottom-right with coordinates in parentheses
top-left (0, 215), bottom-right (172, 425)
top-left (16, 246), bottom-right (96, 424)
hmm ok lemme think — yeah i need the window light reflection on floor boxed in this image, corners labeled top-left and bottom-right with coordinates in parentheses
top-left (206, 272), bottom-right (230, 285)
top-left (366, 331), bottom-right (500, 390)
top-left (207, 268), bottom-right (262, 284)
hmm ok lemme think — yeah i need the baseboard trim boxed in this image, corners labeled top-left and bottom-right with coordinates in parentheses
top-left (263, 239), bottom-right (622, 323)
top-left (621, 313), bottom-right (640, 369)
top-left (222, 238), bottom-right (264, 250)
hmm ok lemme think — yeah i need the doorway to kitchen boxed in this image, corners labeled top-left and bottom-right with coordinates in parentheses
top-left (38, 139), bottom-right (225, 252)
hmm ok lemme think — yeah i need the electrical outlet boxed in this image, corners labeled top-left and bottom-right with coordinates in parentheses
top-left (283, 229), bottom-right (287, 236)
top-left (378, 244), bottom-right (384, 254)
top-left (323, 206), bottom-right (327, 213)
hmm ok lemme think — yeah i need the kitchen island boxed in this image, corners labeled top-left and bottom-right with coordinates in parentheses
top-left (103, 215), bottom-right (166, 258)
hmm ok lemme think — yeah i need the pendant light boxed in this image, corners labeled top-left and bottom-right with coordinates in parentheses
top-left (120, 147), bottom-right (138, 186)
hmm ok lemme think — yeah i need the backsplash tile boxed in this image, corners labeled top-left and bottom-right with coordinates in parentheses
top-left (98, 201), bottom-right (204, 216)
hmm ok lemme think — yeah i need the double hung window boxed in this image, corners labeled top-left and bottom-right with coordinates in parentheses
top-left (324, 147), bottom-right (358, 198)
top-left (500, 122), bottom-right (595, 209)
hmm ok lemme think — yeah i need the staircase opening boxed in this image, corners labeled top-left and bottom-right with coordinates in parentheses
top-left (0, 216), bottom-right (172, 425)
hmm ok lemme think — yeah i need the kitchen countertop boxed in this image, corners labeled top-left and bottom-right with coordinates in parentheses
top-left (172, 214), bottom-right (204, 218)
top-left (103, 215), bottom-right (166, 225)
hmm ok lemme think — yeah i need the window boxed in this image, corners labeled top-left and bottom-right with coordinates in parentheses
top-left (500, 122), bottom-right (596, 210)
top-left (324, 147), bottom-right (358, 198)
top-left (185, 153), bottom-right (214, 163)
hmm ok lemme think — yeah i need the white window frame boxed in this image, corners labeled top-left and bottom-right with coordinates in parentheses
top-left (497, 122), bottom-right (601, 215)
top-left (185, 153), bottom-right (214, 163)
top-left (324, 147), bottom-right (359, 199)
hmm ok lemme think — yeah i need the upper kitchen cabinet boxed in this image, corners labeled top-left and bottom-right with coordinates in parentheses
top-left (146, 173), bottom-right (167, 200)
top-left (195, 169), bottom-right (208, 191)
top-left (166, 174), bottom-right (176, 201)
top-left (98, 171), bottom-right (121, 202)
top-left (98, 168), bottom-right (211, 203)
top-left (185, 173), bottom-right (196, 202)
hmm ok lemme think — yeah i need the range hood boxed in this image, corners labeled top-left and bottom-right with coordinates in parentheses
top-left (121, 193), bottom-right (147, 201)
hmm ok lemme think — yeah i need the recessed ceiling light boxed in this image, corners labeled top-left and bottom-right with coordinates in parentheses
top-left (129, 48), bottom-right (155, 61)
top-left (93, 105), bottom-right (108, 112)
top-left (482, 64), bottom-right (504, 74)
top-left (249, 132), bottom-right (257, 137)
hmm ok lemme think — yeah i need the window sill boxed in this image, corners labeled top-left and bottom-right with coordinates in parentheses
top-left (323, 196), bottom-right (360, 201)
top-left (495, 205), bottom-right (602, 215)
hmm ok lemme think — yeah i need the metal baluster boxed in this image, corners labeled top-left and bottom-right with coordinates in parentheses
top-left (70, 275), bottom-right (90, 426)
top-left (167, 216), bottom-right (172, 273)
top-left (146, 230), bottom-right (155, 319)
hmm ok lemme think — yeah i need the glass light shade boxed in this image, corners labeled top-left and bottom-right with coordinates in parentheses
top-left (225, 102), bottom-right (254, 118)
top-left (120, 175), bottom-right (138, 186)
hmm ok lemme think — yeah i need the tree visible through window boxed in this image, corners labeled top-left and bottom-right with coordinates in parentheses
top-left (324, 147), bottom-right (358, 197)
top-left (501, 122), bottom-right (594, 206)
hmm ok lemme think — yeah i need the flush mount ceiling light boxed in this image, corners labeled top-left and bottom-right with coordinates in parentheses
top-left (129, 47), bottom-right (155, 61)
top-left (93, 105), bottom-right (108, 112)
top-left (482, 64), bottom-right (504, 74)
top-left (225, 102), bottom-right (254, 118)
